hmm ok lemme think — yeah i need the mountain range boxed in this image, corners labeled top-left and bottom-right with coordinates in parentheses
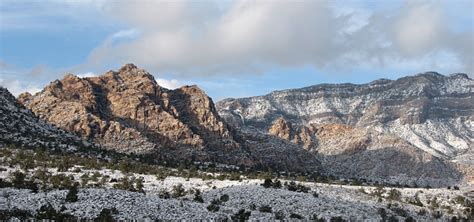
top-left (1, 64), bottom-right (472, 187)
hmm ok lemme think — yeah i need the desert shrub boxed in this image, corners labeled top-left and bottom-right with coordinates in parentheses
top-left (193, 189), bottom-right (204, 203)
top-left (387, 215), bottom-right (398, 222)
top-left (0, 208), bottom-right (32, 220)
top-left (391, 207), bottom-right (408, 217)
top-left (429, 197), bottom-right (440, 209)
top-left (171, 183), bottom-right (185, 198)
top-left (378, 208), bottom-right (387, 221)
top-left (330, 216), bottom-right (345, 222)
top-left (112, 176), bottom-right (135, 192)
top-left (158, 189), bottom-right (171, 199)
top-left (262, 178), bottom-right (273, 188)
top-left (286, 181), bottom-right (310, 193)
top-left (407, 193), bottom-right (423, 207)
top-left (259, 205), bottom-right (272, 213)
top-left (36, 203), bottom-right (76, 221)
top-left (372, 185), bottom-right (385, 197)
top-left (275, 211), bottom-right (285, 220)
top-left (80, 173), bottom-right (90, 187)
top-left (207, 203), bottom-right (219, 212)
top-left (10, 171), bottom-right (25, 188)
top-left (388, 189), bottom-right (402, 201)
top-left (33, 168), bottom-right (51, 191)
top-left (272, 179), bottom-right (282, 188)
top-left (7, 171), bottom-right (37, 191)
top-left (290, 213), bottom-right (304, 219)
top-left (454, 195), bottom-right (466, 205)
top-left (432, 210), bottom-right (442, 219)
top-left (417, 208), bottom-right (427, 216)
top-left (95, 208), bottom-right (118, 222)
top-left (249, 203), bottom-right (256, 210)
top-left (135, 177), bottom-right (145, 193)
top-left (231, 209), bottom-right (251, 222)
top-left (56, 157), bottom-right (73, 172)
top-left (90, 172), bottom-right (102, 182)
top-left (220, 194), bottom-right (229, 202)
top-left (262, 178), bottom-right (282, 189)
top-left (65, 183), bottom-right (79, 202)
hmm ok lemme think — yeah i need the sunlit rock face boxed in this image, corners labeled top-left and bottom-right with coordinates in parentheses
top-left (19, 64), bottom-right (322, 172)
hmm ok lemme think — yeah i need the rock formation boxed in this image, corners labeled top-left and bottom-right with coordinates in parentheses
top-left (217, 72), bottom-right (473, 186)
top-left (19, 64), bottom-right (321, 172)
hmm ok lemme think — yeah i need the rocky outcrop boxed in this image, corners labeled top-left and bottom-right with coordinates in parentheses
top-left (218, 72), bottom-right (473, 186)
top-left (0, 87), bottom-right (86, 150)
top-left (19, 64), bottom-right (321, 172)
top-left (268, 117), bottom-right (317, 150)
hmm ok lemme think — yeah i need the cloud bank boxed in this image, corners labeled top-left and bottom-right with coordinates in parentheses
top-left (85, 0), bottom-right (473, 76)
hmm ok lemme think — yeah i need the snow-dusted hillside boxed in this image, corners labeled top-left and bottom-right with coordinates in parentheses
top-left (0, 175), bottom-right (472, 221)
top-left (217, 72), bottom-right (474, 186)
top-left (0, 87), bottom-right (88, 151)
top-left (0, 145), bottom-right (471, 221)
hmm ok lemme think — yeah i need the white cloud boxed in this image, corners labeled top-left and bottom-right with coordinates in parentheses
top-left (155, 78), bottom-right (182, 89)
top-left (82, 0), bottom-right (472, 76)
top-left (77, 72), bottom-right (97, 78)
top-left (0, 78), bottom-right (41, 97)
top-left (111, 29), bottom-right (139, 40)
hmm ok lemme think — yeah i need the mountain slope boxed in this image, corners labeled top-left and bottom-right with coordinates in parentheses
top-left (19, 64), bottom-right (321, 172)
top-left (0, 87), bottom-right (86, 150)
top-left (217, 72), bottom-right (473, 159)
top-left (217, 72), bottom-right (473, 186)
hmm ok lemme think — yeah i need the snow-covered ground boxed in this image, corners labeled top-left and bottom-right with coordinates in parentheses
top-left (0, 165), bottom-right (472, 221)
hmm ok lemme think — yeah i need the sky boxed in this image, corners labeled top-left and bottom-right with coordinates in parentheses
top-left (0, 0), bottom-right (473, 100)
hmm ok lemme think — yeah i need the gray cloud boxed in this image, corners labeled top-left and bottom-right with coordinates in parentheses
top-left (83, 0), bottom-right (472, 76)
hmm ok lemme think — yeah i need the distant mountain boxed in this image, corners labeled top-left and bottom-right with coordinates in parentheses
top-left (217, 72), bottom-right (473, 186)
top-left (18, 64), bottom-right (321, 172)
top-left (0, 87), bottom-right (86, 151)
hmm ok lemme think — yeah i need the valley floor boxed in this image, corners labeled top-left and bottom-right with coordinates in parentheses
top-left (0, 171), bottom-right (472, 221)
top-left (0, 147), bottom-right (472, 221)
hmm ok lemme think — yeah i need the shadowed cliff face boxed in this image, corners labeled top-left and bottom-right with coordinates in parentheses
top-left (18, 64), bottom-right (322, 173)
top-left (0, 87), bottom-right (87, 150)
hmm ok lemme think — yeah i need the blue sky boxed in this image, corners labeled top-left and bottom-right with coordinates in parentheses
top-left (0, 0), bottom-right (473, 100)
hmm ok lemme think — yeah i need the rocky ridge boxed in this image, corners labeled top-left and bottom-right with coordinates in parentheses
top-left (217, 72), bottom-right (473, 186)
top-left (19, 64), bottom-right (321, 172)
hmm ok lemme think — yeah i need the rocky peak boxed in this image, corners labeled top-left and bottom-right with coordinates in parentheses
top-left (19, 64), bottom-right (241, 161)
